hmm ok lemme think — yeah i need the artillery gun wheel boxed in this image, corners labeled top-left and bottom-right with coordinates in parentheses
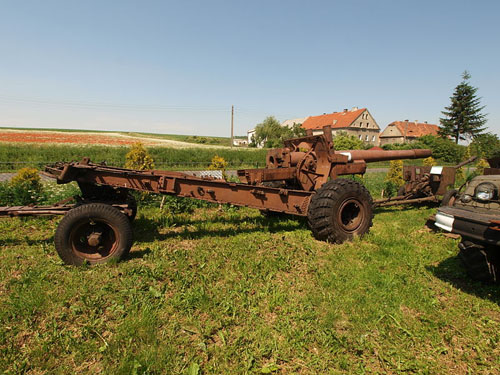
top-left (458, 241), bottom-right (498, 283)
top-left (441, 189), bottom-right (458, 207)
top-left (308, 179), bottom-right (373, 243)
top-left (55, 203), bottom-right (133, 266)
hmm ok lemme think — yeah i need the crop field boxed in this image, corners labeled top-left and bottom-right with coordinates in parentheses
top-left (0, 174), bottom-right (499, 374)
top-left (0, 128), bottom-right (235, 149)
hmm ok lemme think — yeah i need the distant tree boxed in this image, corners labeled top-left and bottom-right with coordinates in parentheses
top-left (439, 71), bottom-right (487, 143)
top-left (284, 123), bottom-right (307, 139)
top-left (253, 117), bottom-right (306, 148)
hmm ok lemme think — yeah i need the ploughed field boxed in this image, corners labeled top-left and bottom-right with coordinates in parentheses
top-left (0, 174), bottom-right (499, 374)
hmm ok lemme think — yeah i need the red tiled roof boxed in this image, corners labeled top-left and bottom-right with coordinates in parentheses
top-left (302, 108), bottom-right (366, 130)
top-left (390, 121), bottom-right (439, 138)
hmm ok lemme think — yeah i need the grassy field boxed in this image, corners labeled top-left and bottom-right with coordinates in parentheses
top-left (0, 143), bottom-right (268, 171)
top-left (0, 174), bottom-right (498, 374)
top-left (0, 142), bottom-right (454, 172)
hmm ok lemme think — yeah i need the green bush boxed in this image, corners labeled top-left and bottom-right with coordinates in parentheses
top-left (125, 143), bottom-right (155, 170)
top-left (381, 136), bottom-right (466, 163)
top-left (0, 168), bottom-right (44, 205)
top-left (209, 155), bottom-right (228, 180)
top-left (469, 133), bottom-right (500, 159)
top-left (333, 131), bottom-right (367, 150)
top-left (383, 160), bottom-right (404, 197)
top-left (414, 136), bottom-right (466, 163)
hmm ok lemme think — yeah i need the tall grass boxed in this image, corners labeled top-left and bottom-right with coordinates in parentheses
top-left (0, 143), bottom-right (268, 171)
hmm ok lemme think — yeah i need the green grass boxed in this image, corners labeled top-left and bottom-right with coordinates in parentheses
top-left (0, 174), bottom-right (499, 374)
top-left (0, 143), bottom-right (268, 171)
top-left (0, 142), bottom-right (458, 173)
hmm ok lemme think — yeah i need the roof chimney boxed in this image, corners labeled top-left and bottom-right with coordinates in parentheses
top-left (343, 108), bottom-right (348, 112)
top-left (350, 106), bottom-right (358, 111)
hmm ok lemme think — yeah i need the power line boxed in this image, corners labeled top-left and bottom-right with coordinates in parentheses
top-left (0, 94), bottom-right (230, 112)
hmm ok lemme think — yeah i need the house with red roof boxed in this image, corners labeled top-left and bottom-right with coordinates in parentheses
top-left (301, 107), bottom-right (381, 145)
top-left (379, 120), bottom-right (439, 146)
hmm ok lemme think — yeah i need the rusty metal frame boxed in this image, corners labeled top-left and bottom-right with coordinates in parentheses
top-left (44, 161), bottom-right (313, 216)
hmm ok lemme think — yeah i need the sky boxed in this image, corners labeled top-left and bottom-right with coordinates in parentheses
top-left (0, 0), bottom-right (499, 138)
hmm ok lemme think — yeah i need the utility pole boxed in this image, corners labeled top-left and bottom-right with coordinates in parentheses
top-left (403, 119), bottom-right (409, 144)
top-left (231, 105), bottom-right (234, 148)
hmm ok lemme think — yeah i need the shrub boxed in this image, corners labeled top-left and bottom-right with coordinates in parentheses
top-left (415, 135), bottom-right (465, 163)
top-left (333, 132), bottom-right (366, 150)
top-left (209, 155), bottom-right (228, 180)
top-left (423, 157), bottom-right (437, 167)
top-left (0, 168), bottom-right (44, 205)
top-left (125, 143), bottom-right (155, 170)
top-left (383, 160), bottom-right (404, 197)
top-left (469, 133), bottom-right (500, 159)
top-left (475, 158), bottom-right (490, 176)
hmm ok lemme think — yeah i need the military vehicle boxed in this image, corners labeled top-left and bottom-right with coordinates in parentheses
top-left (434, 157), bottom-right (500, 282)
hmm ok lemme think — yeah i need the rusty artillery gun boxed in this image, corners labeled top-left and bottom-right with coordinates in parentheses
top-left (373, 157), bottom-right (478, 207)
top-left (0, 126), bottom-right (431, 265)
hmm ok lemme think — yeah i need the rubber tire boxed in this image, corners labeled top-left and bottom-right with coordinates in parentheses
top-left (308, 179), bottom-right (374, 243)
top-left (458, 240), bottom-right (498, 283)
top-left (55, 203), bottom-right (133, 266)
top-left (441, 189), bottom-right (458, 207)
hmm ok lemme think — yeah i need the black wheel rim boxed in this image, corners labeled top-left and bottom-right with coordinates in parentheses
top-left (337, 198), bottom-right (364, 233)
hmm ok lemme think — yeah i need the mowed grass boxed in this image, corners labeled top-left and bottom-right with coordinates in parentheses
top-left (0, 174), bottom-right (499, 374)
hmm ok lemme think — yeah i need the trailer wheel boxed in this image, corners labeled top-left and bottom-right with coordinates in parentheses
top-left (55, 203), bottom-right (133, 266)
top-left (458, 240), bottom-right (498, 283)
top-left (441, 189), bottom-right (458, 207)
top-left (308, 179), bottom-right (373, 243)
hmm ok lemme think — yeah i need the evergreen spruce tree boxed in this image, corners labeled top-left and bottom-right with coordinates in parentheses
top-left (439, 71), bottom-right (487, 143)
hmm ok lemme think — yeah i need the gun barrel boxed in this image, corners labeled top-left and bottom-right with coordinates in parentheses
top-left (335, 149), bottom-right (432, 163)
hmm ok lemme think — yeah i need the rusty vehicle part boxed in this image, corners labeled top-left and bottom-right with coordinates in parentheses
top-left (1, 127), bottom-right (431, 265)
top-left (54, 203), bottom-right (134, 266)
top-left (374, 157), bottom-right (477, 207)
top-left (433, 158), bottom-right (500, 282)
top-left (237, 125), bottom-right (431, 191)
top-left (307, 179), bottom-right (373, 243)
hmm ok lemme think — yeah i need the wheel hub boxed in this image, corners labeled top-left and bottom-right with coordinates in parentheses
top-left (87, 232), bottom-right (102, 247)
top-left (338, 199), bottom-right (363, 232)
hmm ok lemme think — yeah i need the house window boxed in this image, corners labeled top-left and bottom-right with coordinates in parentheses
top-left (372, 135), bottom-right (375, 142)
top-left (360, 122), bottom-right (363, 127)
top-left (359, 135), bottom-right (362, 140)
top-left (365, 135), bottom-right (369, 141)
